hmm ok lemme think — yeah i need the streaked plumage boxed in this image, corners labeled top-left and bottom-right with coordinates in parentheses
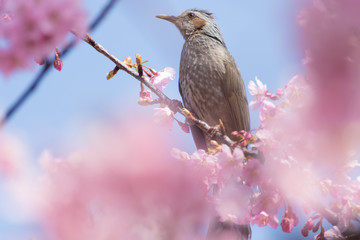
top-left (157, 9), bottom-right (250, 150)
top-left (157, 9), bottom-right (251, 240)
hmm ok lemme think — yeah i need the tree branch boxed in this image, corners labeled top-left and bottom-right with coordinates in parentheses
top-left (0, 0), bottom-right (120, 128)
top-left (82, 34), bottom-right (237, 148)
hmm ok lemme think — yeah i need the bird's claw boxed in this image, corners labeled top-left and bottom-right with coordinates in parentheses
top-left (205, 119), bottom-right (226, 143)
top-left (205, 124), bottom-right (222, 142)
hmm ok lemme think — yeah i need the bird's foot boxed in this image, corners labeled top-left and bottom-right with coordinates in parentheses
top-left (205, 119), bottom-right (226, 143)
top-left (205, 125), bottom-right (220, 143)
top-left (205, 120), bottom-right (225, 141)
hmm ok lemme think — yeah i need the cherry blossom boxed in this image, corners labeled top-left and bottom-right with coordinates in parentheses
top-left (153, 107), bottom-right (174, 130)
top-left (215, 183), bottom-right (252, 225)
top-left (322, 227), bottom-right (343, 240)
top-left (248, 76), bottom-right (268, 110)
top-left (251, 211), bottom-right (279, 229)
top-left (216, 145), bottom-right (244, 184)
top-left (299, 0), bottom-right (360, 128)
top-left (139, 88), bottom-right (152, 101)
top-left (150, 67), bottom-right (175, 91)
top-left (252, 191), bottom-right (282, 218)
top-left (1, 0), bottom-right (360, 239)
top-left (171, 148), bottom-right (190, 162)
top-left (0, 0), bottom-right (87, 75)
top-left (245, 2), bottom-right (360, 234)
top-left (39, 120), bottom-right (210, 240)
top-left (280, 209), bottom-right (299, 233)
top-left (314, 227), bottom-right (344, 240)
top-left (301, 218), bottom-right (314, 237)
top-left (276, 88), bottom-right (284, 97)
top-left (188, 149), bottom-right (219, 190)
top-left (240, 158), bottom-right (264, 188)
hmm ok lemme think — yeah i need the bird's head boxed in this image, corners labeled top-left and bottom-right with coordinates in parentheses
top-left (156, 9), bottom-right (224, 44)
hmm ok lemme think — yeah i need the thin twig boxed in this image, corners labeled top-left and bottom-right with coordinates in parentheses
top-left (83, 34), bottom-right (235, 147)
top-left (0, 0), bottom-right (120, 127)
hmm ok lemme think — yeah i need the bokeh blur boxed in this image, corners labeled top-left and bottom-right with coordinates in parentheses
top-left (0, 0), bottom-right (308, 239)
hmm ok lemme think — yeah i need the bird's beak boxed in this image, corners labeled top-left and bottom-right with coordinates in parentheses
top-left (156, 14), bottom-right (177, 23)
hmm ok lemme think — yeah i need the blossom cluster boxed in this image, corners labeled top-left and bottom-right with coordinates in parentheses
top-left (0, 0), bottom-right (87, 75)
top-left (36, 120), bottom-right (209, 240)
top-left (144, 2), bottom-right (360, 238)
top-left (172, 143), bottom-right (296, 233)
top-left (1, 0), bottom-right (360, 239)
top-left (250, 77), bottom-right (360, 239)
top-left (298, 0), bottom-right (360, 130)
top-left (173, 74), bottom-right (360, 239)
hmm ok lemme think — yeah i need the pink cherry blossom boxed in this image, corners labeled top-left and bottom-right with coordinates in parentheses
top-left (171, 148), bottom-right (190, 162)
top-left (39, 120), bottom-right (210, 240)
top-left (150, 67), bottom-right (175, 90)
top-left (139, 88), bottom-right (152, 101)
top-left (302, 217), bottom-right (314, 237)
top-left (314, 227), bottom-right (343, 240)
top-left (217, 145), bottom-right (244, 165)
top-left (172, 148), bottom-right (219, 190)
top-left (0, 0), bottom-right (87, 75)
top-left (283, 75), bottom-right (310, 109)
top-left (189, 149), bottom-right (219, 189)
top-left (280, 209), bottom-right (299, 233)
top-left (259, 99), bottom-right (278, 125)
top-left (304, 218), bottom-right (314, 230)
top-left (333, 198), bottom-right (356, 232)
top-left (215, 183), bottom-right (252, 225)
top-left (299, 0), bottom-right (360, 128)
top-left (251, 211), bottom-right (279, 229)
top-left (248, 77), bottom-right (268, 110)
top-left (252, 191), bottom-right (283, 217)
top-left (276, 88), bottom-right (284, 96)
top-left (280, 217), bottom-right (293, 233)
top-left (153, 107), bottom-right (174, 130)
top-left (240, 158), bottom-right (264, 188)
top-left (216, 145), bottom-right (244, 184)
top-left (323, 227), bottom-right (343, 240)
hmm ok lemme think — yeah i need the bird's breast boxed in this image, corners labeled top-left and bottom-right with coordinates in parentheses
top-left (179, 40), bottom-right (227, 125)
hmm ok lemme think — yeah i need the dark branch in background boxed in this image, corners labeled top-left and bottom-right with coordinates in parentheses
top-left (0, 0), bottom-right (120, 127)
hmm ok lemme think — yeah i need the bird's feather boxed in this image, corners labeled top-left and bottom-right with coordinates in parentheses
top-left (220, 56), bottom-right (250, 133)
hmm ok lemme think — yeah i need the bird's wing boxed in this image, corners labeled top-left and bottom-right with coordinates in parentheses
top-left (178, 70), bottom-right (207, 150)
top-left (220, 56), bottom-right (250, 134)
top-left (190, 125), bottom-right (207, 150)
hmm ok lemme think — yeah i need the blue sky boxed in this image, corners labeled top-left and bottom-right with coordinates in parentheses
top-left (0, 0), bottom-right (311, 239)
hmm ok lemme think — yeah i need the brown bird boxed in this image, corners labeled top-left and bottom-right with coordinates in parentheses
top-left (157, 9), bottom-right (251, 240)
top-left (157, 9), bottom-right (250, 150)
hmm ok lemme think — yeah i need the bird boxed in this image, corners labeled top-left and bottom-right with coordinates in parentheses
top-left (157, 9), bottom-right (251, 240)
top-left (156, 9), bottom-right (250, 150)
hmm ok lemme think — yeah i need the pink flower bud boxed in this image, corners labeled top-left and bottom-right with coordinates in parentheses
top-left (301, 227), bottom-right (309, 237)
top-left (276, 88), bottom-right (284, 96)
top-left (54, 48), bottom-right (63, 71)
top-left (54, 59), bottom-right (63, 71)
top-left (281, 217), bottom-right (293, 233)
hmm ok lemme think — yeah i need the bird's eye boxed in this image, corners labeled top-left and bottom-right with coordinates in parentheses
top-left (187, 12), bottom-right (195, 18)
